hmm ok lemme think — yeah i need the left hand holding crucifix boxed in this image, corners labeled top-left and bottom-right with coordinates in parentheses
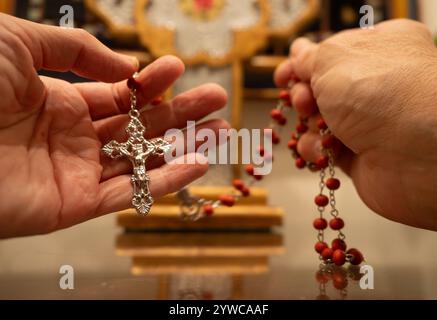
top-left (0, 14), bottom-right (229, 238)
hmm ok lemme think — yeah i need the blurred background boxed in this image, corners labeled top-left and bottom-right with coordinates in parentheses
top-left (1, 0), bottom-right (437, 300)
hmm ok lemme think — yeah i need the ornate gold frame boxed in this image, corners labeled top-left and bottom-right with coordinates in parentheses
top-left (0, 0), bottom-right (15, 14)
top-left (85, 0), bottom-right (138, 40)
top-left (135, 0), bottom-right (270, 67)
top-left (267, 0), bottom-right (320, 38)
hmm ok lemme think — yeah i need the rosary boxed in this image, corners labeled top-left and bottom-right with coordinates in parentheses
top-left (102, 73), bottom-right (364, 268)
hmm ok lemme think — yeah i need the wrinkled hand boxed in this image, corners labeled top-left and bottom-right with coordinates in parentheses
top-left (0, 14), bottom-right (228, 238)
top-left (275, 19), bottom-right (437, 230)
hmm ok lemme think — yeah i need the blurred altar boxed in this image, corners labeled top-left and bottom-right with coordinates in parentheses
top-left (1, 0), bottom-right (437, 300)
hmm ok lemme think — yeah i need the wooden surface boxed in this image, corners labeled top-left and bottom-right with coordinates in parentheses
top-left (155, 186), bottom-right (267, 205)
top-left (389, 0), bottom-right (410, 18)
top-left (132, 256), bottom-right (269, 275)
top-left (245, 55), bottom-right (288, 73)
top-left (117, 205), bottom-right (284, 230)
top-left (244, 88), bottom-right (282, 100)
top-left (243, 55), bottom-right (287, 99)
top-left (0, 0), bottom-right (15, 14)
top-left (232, 60), bottom-right (243, 179)
top-left (116, 232), bottom-right (284, 257)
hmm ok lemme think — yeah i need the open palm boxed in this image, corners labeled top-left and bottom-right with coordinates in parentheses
top-left (0, 14), bottom-right (228, 238)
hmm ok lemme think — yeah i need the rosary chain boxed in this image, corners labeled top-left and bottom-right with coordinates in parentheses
top-left (174, 76), bottom-right (363, 267)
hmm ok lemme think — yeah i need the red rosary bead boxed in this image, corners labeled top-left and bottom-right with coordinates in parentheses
top-left (279, 90), bottom-right (290, 101)
top-left (287, 139), bottom-right (298, 151)
top-left (219, 195), bottom-right (235, 207)
top-left (332, 249), bottom-right (346, 266)
top-left (241, 187), bottom-right (250, 197)
top-left (321, 248), bottom-right (333, 260)
top-left (272, 131), bottom-right (280, 144)
top-left (277, 116), bottom-right (287, 126)
top-left (270, 109), bottom-right (283, 121)
top-left (316, 155), bottom-right (329, 169)
top-left (257, 145), bottom-right (265, 156)
top-left (253, 174), bottom-right (263, 181)
top-left (326, 178), bottom-right (340, 190)
top-left (315, 270), bottom-right (330, 284)
top-left (295, 157), bottom-right (306, 169)
top-left (313, 218), bottom-right (328, 230)
top-left (331, 238), bottom-right (347, 251)
top-left (203, 204), bottom-right (214, 216)
top-left (315, 241), bottom-right (328, 254)
top-left (232, 179), bottom-right (245, 191)
top-left (296, 123), bottom-right (308, 134)
top-left (127, 77), bottom-right (140, 90)
top-left (315, 194), bottom-right (329, 207)
top-left (329, 218), bottom-right (345, 230)
top-left (317, 118), bottom-right (328, 130)
top-left (347, 248), bottom-right (364, 265)
top-left (322, 135), bottom-right (336, 149)
top-left (245, 164), bottom-right (255, 176)
top-left (332, 273), bottom-right (348, 290)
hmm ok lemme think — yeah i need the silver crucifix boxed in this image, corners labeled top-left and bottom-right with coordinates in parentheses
top-left (102, 107), bottom-right (171, 216)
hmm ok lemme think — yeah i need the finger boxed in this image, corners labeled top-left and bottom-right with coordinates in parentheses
top-left (298, 131), bottom-right (356, 177)
top-left (95, 153), bottom-right (209, 218)
top-left (291, 82), bottom-right (318, 118)
top-left (297, 132), bottom-right (322, 163)
top-left (94, 83), bottom-right (228, 143)
top-left (336, 147), bottom-right (355, 176)
top-left (290, 37), bottom-right (315, 57)
top-left (298, 131), bottom-right (345, 164)
top-left (76, 55), bottom-right (186, 120)
top-left (289, 37), bottom-right (318, 82)
top-left (0, 14), bottom-right (138, 82)
top-left (274, 59), bottom-right (293, 88)
top-left (307, 113), bottom-right (322, 133)
top-left (100, 118), bottom-right (230, 181)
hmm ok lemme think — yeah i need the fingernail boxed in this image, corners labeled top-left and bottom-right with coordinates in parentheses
top-left (120, 53), bottom-right (139, 70)
top-left (130, 56), bottom-right (139, 71)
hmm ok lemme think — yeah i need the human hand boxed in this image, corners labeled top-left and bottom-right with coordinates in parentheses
top-left (0, 14), bottom-right (228, 238)
top-left (275, 19), bottom-right (437, 230)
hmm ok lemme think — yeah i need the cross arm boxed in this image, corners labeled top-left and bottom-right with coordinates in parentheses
top-left (148, 138), bottom-right (172, 156)
top-left (102, 140), bottom-right (131, 159)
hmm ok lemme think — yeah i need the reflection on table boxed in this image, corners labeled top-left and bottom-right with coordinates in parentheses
top-left (116, 231), bottom-right (284, 299)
